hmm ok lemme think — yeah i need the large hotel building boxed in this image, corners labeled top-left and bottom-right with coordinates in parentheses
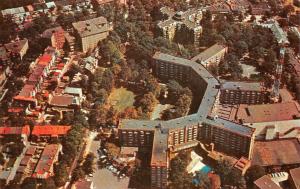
top-left (119, 52), bottom-right (256, 188)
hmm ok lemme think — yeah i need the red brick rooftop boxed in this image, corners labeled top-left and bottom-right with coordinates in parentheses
top-left (0, 125), bottom-right (30, 136)
top-left (252, 138), bottom-right (300, 167)
top-left (236, 102), bottom-right (300, 123)
top-left (32, 125), bottom-right (71, 136)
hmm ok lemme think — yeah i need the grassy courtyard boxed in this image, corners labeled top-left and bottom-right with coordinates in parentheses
top-left (108, 87), bottom-right (136, 112)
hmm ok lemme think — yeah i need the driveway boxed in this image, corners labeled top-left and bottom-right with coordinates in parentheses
top-left (88, 139), bottom-right (129, 189)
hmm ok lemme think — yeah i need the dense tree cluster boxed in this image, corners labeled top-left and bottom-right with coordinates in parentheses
top-left (199, 11), bottom-right (278, 80)
top-left (169, 152), bottom-right (211, 189)
top-left (53, 112), bottom-right (87, 187)
top-left (215, 159), bottom-right (246, 188)
top-left (244, 165), bottom-right (266, 189)
top-left (162, 80), bottom-right (193, 120)
top-left (0, 0), bottom-right (35, 10)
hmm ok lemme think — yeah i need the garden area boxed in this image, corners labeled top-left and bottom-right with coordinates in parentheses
top-left (108, 87), bottom-right (136, 112)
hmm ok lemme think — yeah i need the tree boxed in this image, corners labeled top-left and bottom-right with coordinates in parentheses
top-left (72, 167), bottom-right (85, 182)
top-left (82, 153), bottom-right (96, 175)
top-left (245, 165), bottom-right (266, 189)
top-left (169, 152), bottom-right (194, 189)
top-left (0, 152), bottom-right (5, 165)
top-left (215, 159), bottom-right (246, 188)
top-left (194, 172), bottom-right (211, 189)
top-left (54, 163), bottom-right (69, 187)
top-left (40, 178), bottom-right (56, 189)
top-left (21, 178), bottom-right (38, 189)
top-left (138, 92), bottom-right (157, 114)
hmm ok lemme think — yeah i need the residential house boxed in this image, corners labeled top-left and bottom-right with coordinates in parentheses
top-left (31, 125), bottom-right (71, 141)
top-left (0, 126), bottom-right (30, 142)
top-left (32, 144), bottom-right (62, 179)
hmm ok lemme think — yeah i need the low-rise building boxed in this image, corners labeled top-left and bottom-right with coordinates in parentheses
top-left (289, 167), bottom-right (300, 189)
top-left (254, 175), bottom-right (283, 189)
top-left (42, 27), bottom-right (65, 49)
top-left (0, 126), bottom-right (30, 142)
top-left (72, 17), bottom-right (112, 53)
top-left (31, 125), bottom-right (71, 141)
top-left (191, 43), bottom-right (228, 67)
top-left (72, 179), bottom-right (95, 189)
top-left (32, 144), bottom-right (62, 179)
top-left (251, 139), bottom-right (300, 171)
top-left (235, 102), bottom-right (300, 124)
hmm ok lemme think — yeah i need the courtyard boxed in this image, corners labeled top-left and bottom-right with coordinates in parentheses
top-left (108, 87), bottom-right (136, 112)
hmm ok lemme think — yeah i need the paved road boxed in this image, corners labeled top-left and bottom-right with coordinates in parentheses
top-left (88, 140), bottom-right (129, 189)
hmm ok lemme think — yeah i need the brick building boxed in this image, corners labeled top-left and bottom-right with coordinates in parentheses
top-left (31, 125), bottom-right (71, 141)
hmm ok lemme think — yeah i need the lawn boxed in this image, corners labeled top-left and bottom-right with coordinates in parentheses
top-left (108, 87), bottom-right (136, 112)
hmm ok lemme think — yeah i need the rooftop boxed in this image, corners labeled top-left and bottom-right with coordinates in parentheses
top-left (252, 139), bottom-right (300, 167)
top-left (49, 95), bottom-right (75, 107)
top-left (236, 102), bottom-right (300, 123)
top-left (4, 39), bottom-right (28, 54)
top-left (72, 17), bottom-right (110, 38)
top-left (158, 7), bottom-right (202, 29)
top-left (151, 129), bottom-right (169, 166)
top-left (191, 43), bottom-right (227, 63)
top-left (221, 81), bottom-right (263, 91)
top-left (254, 175), bottom-right (282, 189)
top-left (204, 117), bottom-right (254, 137)
top-left (289, 167), bottom-right (300, 189)
top-left (64, 87), bottom-right (83, 96)
top-left (42, 27), bottom-right (64, 38)
top-left (32, 125), bottom-right (71, 136)
top-left (32, 144), bottom-right (61, 178)
top-left (0, 126), bottom-right (30, 136)
top-left (73, 179), bottom-right (93, 189)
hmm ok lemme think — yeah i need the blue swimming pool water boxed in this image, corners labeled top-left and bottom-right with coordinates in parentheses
top-left (192, 165), bottom-right (212, 185)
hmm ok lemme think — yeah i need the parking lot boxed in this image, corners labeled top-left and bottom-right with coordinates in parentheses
top-left (88, 139), bottom-right (129, 189)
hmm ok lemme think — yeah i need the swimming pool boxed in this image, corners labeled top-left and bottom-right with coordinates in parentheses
top-left (192, 165), bottom-right (212, 185)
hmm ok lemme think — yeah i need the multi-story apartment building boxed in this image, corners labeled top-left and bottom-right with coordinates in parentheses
top-left (3, 39), bottom-right (29, 61)
top-left (42, 27), bottom-right (66, 49)
top-left (191, 43), bottom-right (228, 67)
top-left (119, 52), bottom-right (256, 188)
top-left (220, 81), bottom-right (270, 105)
top-left (157, 7), bottom-right (202, 46)
top-left (201, 118), bottom-right (255, 159)
top-left (72, 17), bottom-right (112, 53)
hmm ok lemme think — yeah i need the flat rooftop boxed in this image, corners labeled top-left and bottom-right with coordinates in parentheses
top-left (254, 175), bottom-right (282, 189)
top-left (252, 139), bottom-right (300, 167)
top-left (191, 43), bottom-right (227, 62)
top-left (72, 17), bottom-right (110, 37)
top-left (204, 117), bottom-right (254, 137)
top-left (236, 102), bottom-right (300, 123)
top-left (221, 81), bottom-right (263, 91)
top-left (151, 129), bottom-right (169, 166)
